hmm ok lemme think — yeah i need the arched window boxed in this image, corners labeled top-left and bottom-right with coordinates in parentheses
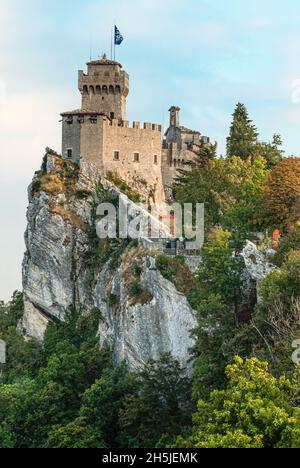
top-left (115, 85), bottom-right (121, 94)
top-left (154, 155), bottom-right (158, 165)
top-left (102, 85), bottom-right (108, 94)
top-left (83, 85), bottom-right (88, 95)
top-left (133, 153), bottom-right (140, 163)
top-left (89, 86), bottom-right (95, 95)
top-left (109, 85), bottom-right (114, 94)
top-left (96, 85), bottom-right (101, 95)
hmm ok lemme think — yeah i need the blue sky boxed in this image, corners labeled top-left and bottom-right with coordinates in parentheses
top-left (1, 0), bottom-right (300, 300)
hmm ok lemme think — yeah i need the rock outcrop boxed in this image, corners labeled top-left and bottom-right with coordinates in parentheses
top-left (241, 241), bottom-right (277, 303)
top-left (21, 153), bottom-right (196, 370)
top-left (242, 241), bottom-right (276, 283)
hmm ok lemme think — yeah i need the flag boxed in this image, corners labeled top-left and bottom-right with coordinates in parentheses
top-left (115, 25), bottom-right (124, 45)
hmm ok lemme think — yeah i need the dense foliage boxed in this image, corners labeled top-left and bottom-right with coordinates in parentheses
top-left (0, 300), bottom-right (192, 448)
top-left (176, 357), bottom-right (300, 448)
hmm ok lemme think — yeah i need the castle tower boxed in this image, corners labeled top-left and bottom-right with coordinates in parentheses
top-left (78, 54), bottom-right (129, 120)
top-left (169, 106), bottom-right (181, 128)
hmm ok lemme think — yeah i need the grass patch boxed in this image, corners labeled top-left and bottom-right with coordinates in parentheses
top-left (106, 172), bottom-right (141, 203)
top-left (109, 294), bottom-right (120, 308)
top-left (156, 254), bottom-right (196, 295)
top-left (51, 205), bottom-right (89, 232)
top-left (121, 246), bottom-right (154, 305)
top-left (129, 280), bottom-right (153, 305)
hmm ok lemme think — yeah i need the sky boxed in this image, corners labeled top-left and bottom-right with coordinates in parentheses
top-left (1, 0), bottom-right (300, 301)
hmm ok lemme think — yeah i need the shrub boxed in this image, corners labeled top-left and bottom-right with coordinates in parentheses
top-left (156, 255), bottom-right (195, 295)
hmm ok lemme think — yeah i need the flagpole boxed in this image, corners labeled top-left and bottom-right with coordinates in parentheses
top-left (114, 28), bottom-right (116, 61)
top-left (114, 20), bottom-right (116, 61)
top-left (111, 26), bottom-right (113, 60)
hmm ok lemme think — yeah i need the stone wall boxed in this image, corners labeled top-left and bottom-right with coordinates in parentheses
top-left (161, 146), bottom-right (198, 190)
top-left (102, 119), bottom-right (165, 203)
top-left (62, 118), bottom-right (81, 164)
top-left (80, 117), bottom-right (105, 170)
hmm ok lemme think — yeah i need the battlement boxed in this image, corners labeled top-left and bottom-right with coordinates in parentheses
top-left (108, 119), bottom-right (162, 132)
top-left (78, 54), bottom-right (129, 120)
top-left (78, 70), bottom-right (129, 95)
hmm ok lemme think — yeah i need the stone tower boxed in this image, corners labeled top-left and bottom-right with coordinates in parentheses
top-left (78, 54), bottom-right (129, 120)
top-left (169, 106), bottom-right (181, 128)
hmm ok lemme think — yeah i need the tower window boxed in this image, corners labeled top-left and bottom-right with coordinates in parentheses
top-left (154, 155), bottom-right (158, 165)
top-left (114, 151), bottom-right (120, 161)
top-left (133, 153), bottom-right (140, 163)
top-left (67, 149), bottom-right (73, 159)
top-left (110, 112), bottom-right (115, 120)
top-left (90, 118), bottom-right (97, 124)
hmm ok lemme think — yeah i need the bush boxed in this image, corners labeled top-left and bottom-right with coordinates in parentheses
top-left (156, 255), bottom-right (195, 295)
top-left (274, 224), bottom-right (300, 266)
top-left (129, 281), bottom-right (153, 305)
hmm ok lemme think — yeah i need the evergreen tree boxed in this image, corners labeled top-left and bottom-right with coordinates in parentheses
top-left (227, 103), bottom-right (258, 160)
top-left (118, 354), bottom-right (193, 448)
top-left (253, 133), bottom-right (284, 169)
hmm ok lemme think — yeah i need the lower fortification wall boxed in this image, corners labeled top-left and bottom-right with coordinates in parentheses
top-left (102, 120), bottom-right (165, 203)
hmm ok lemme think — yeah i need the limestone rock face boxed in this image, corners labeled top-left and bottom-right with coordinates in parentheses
top-left (241, 241), bottom-right (276, 283)
top-left (21, 154), bottom-right (196, 370)
top-left (22, 156), bottom-right (95, 335)
top-left (94, 256), bottom-right (196, 370)
top-left (241, 241), bottom-right (276, 303)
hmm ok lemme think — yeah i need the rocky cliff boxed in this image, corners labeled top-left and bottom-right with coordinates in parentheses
top-left (21, 153), bottom-right (196, 370)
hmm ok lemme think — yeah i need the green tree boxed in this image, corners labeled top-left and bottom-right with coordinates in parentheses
top-left (197, 228), bottom-right (244, 307)
top-left (226, 103), bottom-right (258, 160)
top-left (119, 354), bottom-right (193, 448)
top-left (0, 292), bottom-right (43, 384)
top-left (45, 418), bottom-right (106, 448)
top-left (0, 379), bottom-right (36, 448)
top-left (273, 223), bottom-right (300, 266)
top-left (177, 357), bottom-right (300, 449)
top-left (173, 158), bottom-right (231, 229)
top-left (248, 251), bottom-right (300, 374)
top-left (253, 134), bottom-right (284, 169)
top-left (174, 156), bottom-right (267, 239)
top-left (80, 364), bottom-right (136, 448)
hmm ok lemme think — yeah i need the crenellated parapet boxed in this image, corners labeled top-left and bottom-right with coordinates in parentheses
top-left (108, 119), bottom-right (162, 133)
top-left (78, 54), bottom-right (129, 120)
